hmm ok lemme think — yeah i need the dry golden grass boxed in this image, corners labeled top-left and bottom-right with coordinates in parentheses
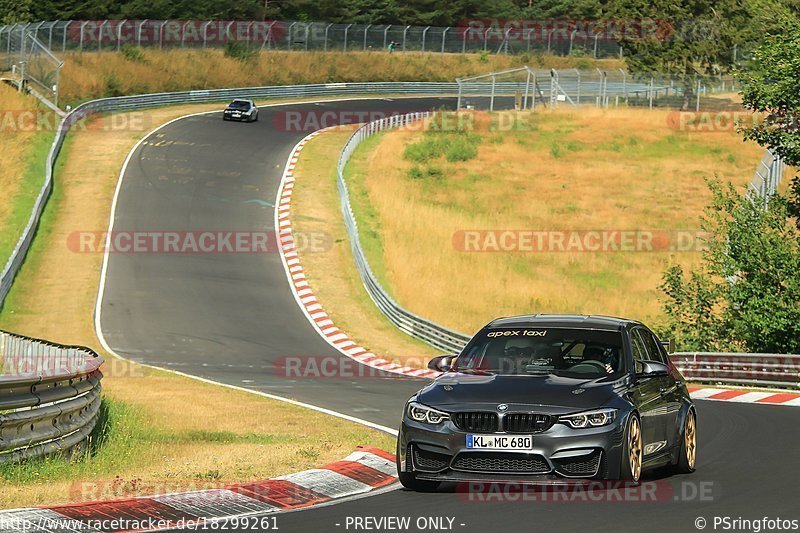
top-left (290, 128), bottom-right (440, 367)
top-left (348, 107), bottom-right (766, 334)
top-left (59, 49), bottom-right (622, 104)
top-left (0, 102), bottom-right (392, 508)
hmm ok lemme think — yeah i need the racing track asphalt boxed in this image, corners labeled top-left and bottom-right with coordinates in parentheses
top-left (98, 97), bottom-right (800, 532)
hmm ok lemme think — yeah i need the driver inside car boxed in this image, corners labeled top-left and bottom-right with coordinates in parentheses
top-left (584, 345), bottom-right (617, 374)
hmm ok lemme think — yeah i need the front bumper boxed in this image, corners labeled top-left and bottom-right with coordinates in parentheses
top-left (223, 112), bottom-right (249, 121)
top-left (398, 412), bottom-right (628, 482)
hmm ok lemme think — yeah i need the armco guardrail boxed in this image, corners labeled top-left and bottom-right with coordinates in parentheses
top-left (337, 112), bottom-right (471, 354)
top-left (671, 352), bottom-right (800, 389)
top-left (0, 330), bottom-right (103, 464)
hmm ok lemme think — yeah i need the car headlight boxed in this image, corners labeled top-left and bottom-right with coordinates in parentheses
top-left (407, 401), bottom-right (450, 425)
top-left (559, 408), bottom-right (618, 429)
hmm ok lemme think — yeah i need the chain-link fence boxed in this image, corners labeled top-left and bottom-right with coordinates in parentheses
top-left (0, 20), bottom-right (632, 57)
top-left (0, 25), bottom-right (63, 108)
top-left (456, 67), bottom-right (739, 112)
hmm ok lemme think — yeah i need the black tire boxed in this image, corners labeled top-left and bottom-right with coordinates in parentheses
top-left (253, 112), bottom-right (259, 122)
top-left (620, 413), bottom-right (643, 482)
top-left (396, 443), bottom-right (440, 492)
top-left (671, 409), bottom-right (697, 474)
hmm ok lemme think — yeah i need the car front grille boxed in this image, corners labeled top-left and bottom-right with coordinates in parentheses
top-left (503, 413), bottom-right (553, 433)
top-left (411, 445), bottom-right (450, 473)
top-left (452, 452), bottom-right (550, 474)
top-left (553, 451), bottom-right (602, 477)
top-left (452, 412), bottom-right (498, 432)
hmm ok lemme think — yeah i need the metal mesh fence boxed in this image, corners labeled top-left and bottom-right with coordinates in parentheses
top-left (0, 26), bottom-right (63, 107)
top-left (0, 20), bottom-right (631, 57)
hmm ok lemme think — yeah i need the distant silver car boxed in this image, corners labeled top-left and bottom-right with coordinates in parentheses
top-left (223, 99), bottom-right (259, 122)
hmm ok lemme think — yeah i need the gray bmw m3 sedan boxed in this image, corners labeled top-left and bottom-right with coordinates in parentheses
top-left (397, 315), bottom-right (696, 490)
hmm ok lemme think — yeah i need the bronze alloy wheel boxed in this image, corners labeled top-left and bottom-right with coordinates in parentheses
top-left (685, 411), bottom-right (697, 469)
top-left (629, 416), bottom-right (642, 482)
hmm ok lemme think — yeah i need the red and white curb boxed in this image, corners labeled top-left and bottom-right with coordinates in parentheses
top-left (274, 129), bottom-right (440, 380)
top-left (0, 447), bottom-right (397, 532)
top-left (688, 386), bottom-right (800, 406)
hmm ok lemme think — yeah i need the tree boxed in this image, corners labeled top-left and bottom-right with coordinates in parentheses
top-left (0, 0), bottom-right (32, 24)
top-left (606, 0), bottom-right (758, 109)
top-left (738, 9), bottom-right (800, 224)
top-left (660, 180), bottom-right (800, 353)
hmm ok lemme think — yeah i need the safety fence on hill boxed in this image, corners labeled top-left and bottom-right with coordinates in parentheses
top-left (0, 330), bottom-right (103, 464)
top-left (0, 19), bottom-right (629, 57)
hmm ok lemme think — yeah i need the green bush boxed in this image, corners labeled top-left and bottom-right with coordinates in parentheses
top-left (445, 135), bottom-right (479, 162)
top-left (120, 44), bottom-right (145, 63)
top-left (224, 41), bottom-right (258, 61)
top-left (407, 165), bottom-right (424, 179)
top-left (403, 137), bottom-right (443, 163)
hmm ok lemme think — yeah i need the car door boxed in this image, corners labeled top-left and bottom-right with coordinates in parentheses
top-left (638, 328), bottom-right (681, 450)
top-left (628, 327), bottom-right (666, 457)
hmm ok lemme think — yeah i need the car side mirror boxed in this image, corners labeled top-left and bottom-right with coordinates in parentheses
top-left (428, 355), bottom-right (456, 372)
top-left (636, 360), bottom-right (670, 378)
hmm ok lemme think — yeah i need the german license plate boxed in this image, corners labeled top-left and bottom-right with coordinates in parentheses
top-left (466, 434), bottom-right (533, 450)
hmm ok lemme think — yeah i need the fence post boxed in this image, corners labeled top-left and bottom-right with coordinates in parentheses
top-left (402, 25), bottom-right (410, 51)
top-left (593, 33), bottom-right (599, 58)
top-left (649, 77), bottom-right (654, 109)
top-left (363, 24), bottom-right (371, 51)
top-left (325, 23), bottom-right (333, 52)
top-left (98, 20), bottom-right (107, 51)
top-left (568, 29), bottom-right (577, 55)
top-left (441, 27), bottom-right (448, 53)
top-left (383, 25), bottom-right (390, 49)
top-left (344, 24), bottom-right (353, 52)
top-left (523, 68), bottom-right (531, 110)
top-left (421, 26), bottom-right (429, 52)
top-left (483, 27), bottom-right (490, 52)
top-left (63, 20), bottom-right (71, 52)
top-left (202, 21), bottom-right (211, 49)
top-left (490, 75), bottom-right (496, 112)
top-left (456, 79), bottom-right (462, 110)
top-left (79, 20), bottom-right (88, 51)
top-left (288, 22), bottom-right (297, 50)
top-left (696, 78), bottom-right (701, 112)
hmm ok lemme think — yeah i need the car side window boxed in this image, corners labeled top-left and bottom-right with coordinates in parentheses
top-left (630, 330), bottom-right (648, 373)
top-left (639, 329), bottom-right (668, 365)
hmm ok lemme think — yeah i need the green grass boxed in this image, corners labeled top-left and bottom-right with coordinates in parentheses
top-left (343, 134), bottom-right (392, 290)
top-left (0, 133), bottom-right (67, 322)
top-left (0, 399), bottom-right (144, 484)
top-left (0, 132), bottom-right (54, 273)
top-left (0, 393), bottom-right (369, 487)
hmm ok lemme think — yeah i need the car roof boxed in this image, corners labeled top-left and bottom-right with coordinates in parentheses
top-left (486, 314), bottom-right (638, 331)
top-left (230, 99), bottom-right (252, 104)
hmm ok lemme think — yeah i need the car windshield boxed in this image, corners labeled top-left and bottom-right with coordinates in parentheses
top-left (453, 327), bottom-right (625, 379)
top-left (229, 101), bottom-right (250, 109)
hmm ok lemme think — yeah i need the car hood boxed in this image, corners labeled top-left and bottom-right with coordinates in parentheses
top-left (415, 373), bottom-right (623, 415)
